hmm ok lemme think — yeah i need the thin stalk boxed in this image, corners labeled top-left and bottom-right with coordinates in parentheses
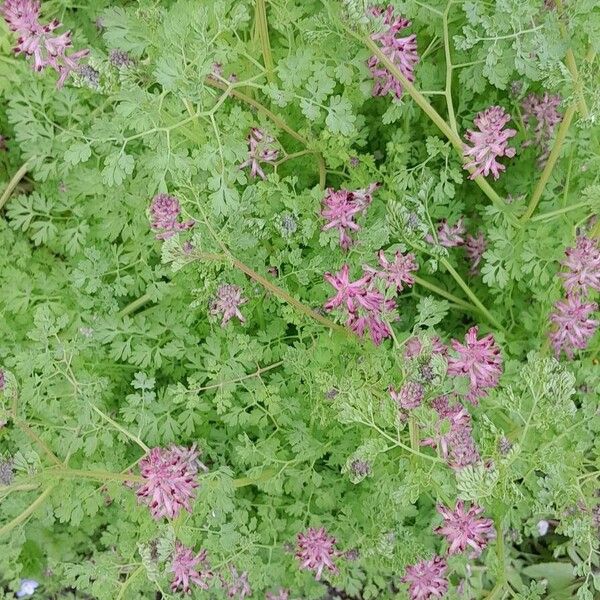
top-left (530, 200), bottom-right (590, 222)
top-left (255, 0), bottom-right (275, 81)
top-left (118, 292), bottom-right (153, 317)
top-left (520, 103), bottom-right (576, 224)
top-left (0, 485), bottom-right (56, 538)
top-left (353, 33), bottom-right (514, 221)
top-left (413, 275), bottom-right (478, 313)
top-left (48, 468), bottom-right (143, 483)
top-left (486, 522), bottom-right (507, 599)
top-left (439, 258), bottom-right (502, 330)
top-left (233, 468), bottom-right (276, 488)
top-left (116, 565), bottom-right (144, 600)
top-left (205, 78), bottom-right (326, 188)
top-left (442, 4), bottom-right (458, 134)
top-left (0, 160), bottom-right (30, 211)
top-left (89, 404), bottom-right (150, 453)
top-left (408, 416), bottom-right (420, 453)
top-left (13, 419), bottom-right (63, 467)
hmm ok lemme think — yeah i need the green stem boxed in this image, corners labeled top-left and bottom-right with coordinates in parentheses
top-left (530, 200), bottom-right (590, 222)
top-left (89, 403), bottom-right (150, 453)
top-left (205, 78), bottom-right (326, 188)
top-left (442, 4), bottom-right (458, 134)
top-left (118, 292), bottom-right (154, 317)
top-left (0, 485), bottom-right (56, 538)
top-left (13, 419), bottom-right (63, 467)
top-left (255, 0), bottom-right (275, 81)
top-left (413, 275), bottom-right (478, 313)
top-left (408, 415), bottom-right (420, 454)
top-left (116, 565), bottom-right (144, 600)
top-left (0, 160), bottom-right (30, 212)
top-left (439, 258), bottom-right (502, 330)
top-left (520, 103), bottom-right (576, 224)
top-left (233, 468), bottom-right (276, 488)
top-left (353, 33), bottom-right (514, 221)
top-left (486, 522), bottom-right (507, 599)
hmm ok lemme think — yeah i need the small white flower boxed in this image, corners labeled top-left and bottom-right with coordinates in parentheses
top-left (537, 520), bottom-right (549, 536)
top-left (16, 579), bottom-right (39, 598)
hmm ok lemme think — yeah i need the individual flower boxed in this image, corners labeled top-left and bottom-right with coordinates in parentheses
top-left (324, 265), bottom-right (380, 314)
top-left (239, 127), bottom-right (278, 179)
top-left (78, 64), bottom-right (100, 87)
top-left (295, 527), bottom-right (340, 580)
top-left (210, 284), bottom-right (248, 326)
top-left (390, 381), bottom-right (424, 410)
top-left (559, 236), bottom-right (600, 297)
top-left (435, 500), bottom-right (495, 556)
top-left (522, 92), bottom-right (561, 165)
top-left (137, 445), bottom-right (201, 520)
top-left (465, 231), bottom-right (486, 275)
top-left (266, 589), bottom-right (289, 600)
top-left (149, 194), bottom-right (195, 240)
top-left (170, 542), bottom-right (212, 593)
top-left (463, 106), bottom-right (516, 179)
top-left (1, 0), bottom-right (89, 88)
top-left (549, 295), bottom-right (599, 359)
top-left (321, 184), bottom-right (378, 250)
top-left (367, 5), bottom-right (418, 99)
top-left (447, 326), bottom-right (503, 403)
top-left (350, 459), bottom-right (371, 478)
top-left (369, 249), bottom-right (418, 291)
top-left (16, 579), bottom-right (39, 598)
top-left (0, 458), bottom-right (14, 485)
top-left (446, 425), bottom-right (481, 469)
top-left (347, 309), bottom-right (394, 346)
top-left (109, 49), bottom-right (133, 68)
top-left (426, 219), bottom-right (466, 248)
top-left (220, 566), bottom-right (252, 599)
top-left (401, 556), bottom-right (448, 600)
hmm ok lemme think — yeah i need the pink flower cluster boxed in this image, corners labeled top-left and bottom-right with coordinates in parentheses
top-left (295, 526), bottom-right (341, 581)
top-left (220, 566), bottom-right (252, 599)
top-left (240, 127), bottom-right (279, 179)
top-left (401, 501), bottom-right (494, 599)
top-left (149, 194), bottom-right (195, 240)
top-left (435, 500), bottom-right (495, 557)
top-left (447, 326), bottom-right (503, 404)
top-left (422, 395), bottom-right (481, 469)
top-left (390, 381), bottom-right (424, 410)
top-left (367, 5), bottom-right (419, 99)
top-left (522, 92), bottom-right (561, 165)
top-left (463, 106), bottom-right (516, 179)
top-left (1, 0), bottom-right (89, 88)
top-left (323, 250), bottom-right (418, 344)
top-left (321, 184), bottom-right (379, 250)
top-left (426, 220), bottom-right (487, 275)
top-left (550, 236), bottom-right (599, 358)
top-left (401, 555), bottom-right (448, 600)
top-left (136, 445), bottom-right (203, 520)
top-left (210, 284), bottom-right (247, 326)
top-left (170, 542), bottom-right (213, 593)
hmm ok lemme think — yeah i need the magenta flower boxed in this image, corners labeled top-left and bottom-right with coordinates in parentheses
top-left (464, 106), bottom-right (516, 179)
top-left (137, 445), bottom-right (201, 520)
top-left (447, 326), bottom-right (502, 404)
top-left (465, 232), bottom-right (486, 275)
top-left (549, 295), bottom-right (598, 359)
top-left (170, 542), bottom-right (212, 593)
top-left (370, 249), bottom-right (418, 291)
top-left (560, 236), bottom-right (600, 297)
top-left (1, 0), bottom-right (88, 88)
top-left (220, 566), bottom-right (252, 599)
top-left (347, 311), bottom-right (393, 345)
top-left (321, 184), bottom-right (378, 250)
top-left (240, 127), bottom-right (278, 179)
top-left (295, 527), bottom-right (340, 580)
top-left (404, 336), bottom-right (447, 359)
top-left (426, 219), bottom-right (466, 248)
top-left (435, 500), bottom-right (495, 556)
top-left (368, 6), bottom-right (419, 99)
top-left (210, 284), bottom-right (247, 326)
top-left (390, 381), bottom-right (424, 409)
top-left (149, 194), bottom-right (195, 240)
top-left (522, 92), bottom-right (561, 165)
top-left (401, 556), bottom-right (448, 600)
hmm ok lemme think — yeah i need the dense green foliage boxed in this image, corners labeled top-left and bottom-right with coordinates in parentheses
top-left (1, 0), bottom-right (599, 599)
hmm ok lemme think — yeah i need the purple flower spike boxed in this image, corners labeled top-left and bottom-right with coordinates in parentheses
top-left (401, 556), bottom-right (448, 600)
top-left (550, 295), bottom-right (598, 359)
top-left (295, 527), bottom-right (340, 580)
top-left (435, 500), bottom-right (495, 556)
top-left (368, 5), bottom-right (419, 99)
top-left (239, 127), bottom-right (279, 179)
top-left (464, 106), bottom-right (516, 179)
top-left (170, 542), bottom-right (212, 593)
